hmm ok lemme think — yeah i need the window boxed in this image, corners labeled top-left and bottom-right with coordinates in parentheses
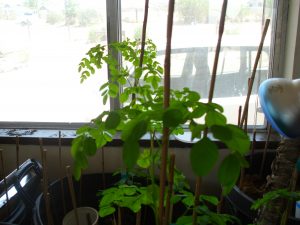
top-left (0, 0), bottom-right (281, 129)
top-left (0, 0), bottom-right (108, 125)
top-left (121, 0), bottom-right (274, 126)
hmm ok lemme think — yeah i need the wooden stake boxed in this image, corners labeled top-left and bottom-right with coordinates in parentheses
top-left (66, 165), bottom-right (80, 225)
top-left (207, 0), bottom-right (227, 103)
top-left (0, 149), bottom-right (10, 215)
top-left (136, 210), bottom-right (141, 225)
top-left (250, 130), bottom-right (257, 165)
top-left (192, 177), bottom-right (202, 225)
top-left (101, 147), bottom-right (106, 189)
top-left (133, 0), bottom-right (149, 100)
top-left (259, 125), bottom-right (271, 178)
top-left (193, 1), bottom-right (228, 224)
top-left (164, 154), bottom-right (176, 225)
top-left (159, 0), bottom-right (175, 223)
top-left (240, 19), bottom-right (270, 127)
top-left (42, 149), bottom-right (53, 225)
top-left (238, 105), bottom-right (242, 127)
top-left (39, 138), bottom-right (44, 162)
top-left (16, 136), bottom-right (20, 170)
top-left (58, 131), bottom-right (66, 214)
top-left (118, 207), bottom-right (122, 225)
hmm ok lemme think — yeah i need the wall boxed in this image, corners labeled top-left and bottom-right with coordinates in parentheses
top-left (0, 144), bottom-right (231, 196)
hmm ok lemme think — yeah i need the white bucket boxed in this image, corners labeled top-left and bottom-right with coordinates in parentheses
top-left (63, 207), bottom-right (99, 225)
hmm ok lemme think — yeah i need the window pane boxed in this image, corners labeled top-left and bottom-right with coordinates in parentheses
top-left (0, 0), bottom-right (108, 123)
top-left (121, 0), bottom-right (274, 126)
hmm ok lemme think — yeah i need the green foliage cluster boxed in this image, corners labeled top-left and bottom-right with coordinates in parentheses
top-left (251, 189), bottom-right (300, 210)
top-left (72, 38), bottom-right (250, 224)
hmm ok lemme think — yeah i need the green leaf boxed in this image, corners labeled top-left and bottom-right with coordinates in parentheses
top-left (137, 149), bottom-right (151, 168)
top-left (189, 122), bottom-right (205, 140)
top-left (108, 83), bottom-right (119, 97)
top-left (176, 216), bottom-right (193, 225)
top-left (208, 102), bottom-right (224, 112)
top-left (105, 111), bottom-right (121, 130)
top-left (218, 154), bottom-right (241, 195)
top-left (199, 195), bottom-right (219, 206)
top-left (205, 110), bottom-right (227, 127)
top-left (122, 185), bottom-right (137, 196)
top-left (123, 141), bottom-right (140, 169)
top-left (84, 136), bottom-right (97, 156)
top-left (163, 108), bottom-right (184, 128)
top-left (224, 125), bottom-right (250, 154)
top-left (121, 118), bottom-right (148, 142)
top-left (211, 125), bottom-right (232, 141)
top-left (190, 104), bottom-right (206, 119)
top-left (187, 91), bottom-right (200, 102)
top-left (120, 92), bottom-right (129, 103)
top-left (190, 137), bottom-right (219, 176)
top-left (99, 206), bottom-right (116, 217)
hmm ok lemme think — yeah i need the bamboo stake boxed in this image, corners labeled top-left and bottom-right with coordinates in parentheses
top-left (139, 0), bottom-right (149, 68)
top-left (250, 130), bottom-right (257, 165)
top-left (0, 149), bottom-right (10, 215)
top-left (66, 165), bottom-right (80, 225)
top-left (159, 0), bottom-right (175, 224)
top-left (238, 105), bottom-right (242, 127)
top-left (192, 176), bottom-right (202, 225)
top-left (16, 136), bottom-right (20, 170)
top-left (58, 131), bottom-right (66, 214)
top-left (118, 207), bottom-right (122, 225)
top-left (42, 149), bottom-right (53, 225)
top-left (259, 125), bottom-right (271, 178)
top-left (164, 154), bottom-right (176, 225)
top-left (136, 211), bottom-right (141, 225)
top-left (207, 0), bottom-right (227, 103)
top-left (193, 1), bottom-right (228, 224)
top-left (240, 19), bottom-right (270, 127)
top-left (133, 0), bottom-right (149, 101)
top-left (39, 138), bottom-right (44, 162)
top-left (101, 147), bottom-right (106, 189)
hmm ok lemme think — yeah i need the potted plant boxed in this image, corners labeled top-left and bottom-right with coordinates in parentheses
top-left (225, 78), bottom-right (300, 225)
top-left (70, 36), bottom-right (251, 225)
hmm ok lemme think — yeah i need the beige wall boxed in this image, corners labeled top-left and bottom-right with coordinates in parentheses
top-left (0, 144), bottom-right (231, 195)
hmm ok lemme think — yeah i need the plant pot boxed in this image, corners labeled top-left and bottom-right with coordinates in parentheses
top-left (33, 173), bottom-right (119, 225)
top-left (224, 151), bottom-right (300, 225)
top-left (62, 207), bottom-right (99, 225)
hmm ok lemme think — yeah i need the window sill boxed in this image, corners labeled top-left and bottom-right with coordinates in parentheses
top-left (0, 128), bottom-right (281, 149)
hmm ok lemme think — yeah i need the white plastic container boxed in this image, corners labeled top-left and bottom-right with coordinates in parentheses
top-left (295, 201), bottom-right (300, 219)
top-left (63, 207), bottom-right (99, 225)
